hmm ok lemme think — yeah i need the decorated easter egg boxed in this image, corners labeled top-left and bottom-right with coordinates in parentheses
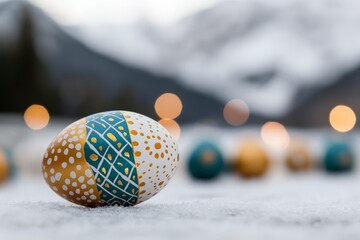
top-left (188, 141), bottom-right (224, 180)
top-left (285, 142), bottom-right (313, 172)
top-left (42, 111), bottom-right (179, 207)
top-left (233, 140), bottom-right (270, 178)
top-left (0, 149), bottom-right (10, 184)
top-left (323, 142), bottom-right (354, 173)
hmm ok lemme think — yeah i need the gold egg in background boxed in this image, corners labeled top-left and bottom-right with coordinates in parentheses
top-left (285, 142), bottom-right (313, 172)
top-left (0, 149), bottom-right (10, 184)
top-left (233, 140), bottom-right (270, 178)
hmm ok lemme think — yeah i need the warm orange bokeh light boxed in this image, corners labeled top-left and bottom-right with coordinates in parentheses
top-left (158, 119), bottom-right (181, 141)
top-left (155, 93), bottom-right (183, 119)
top-left (223, 99), bottom-right (249, 126)
top-left (329, 105), bottom-right (356, 133)
top-left (24, 104), bottom-right (50, 130)
top-left (261, 121), bottom-right (290, 150)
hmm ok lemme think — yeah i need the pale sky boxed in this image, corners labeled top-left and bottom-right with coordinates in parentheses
top-left (25, 0), bottom-right (223, 26)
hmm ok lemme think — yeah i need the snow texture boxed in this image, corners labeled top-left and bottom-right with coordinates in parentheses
top-left (1, 175), bottom-right (360, 240)
top-left (1, 117), bottom-right (360, 240)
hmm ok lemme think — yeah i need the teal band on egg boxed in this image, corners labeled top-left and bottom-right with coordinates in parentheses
top-left (84, 111), bottom-right (139, 206)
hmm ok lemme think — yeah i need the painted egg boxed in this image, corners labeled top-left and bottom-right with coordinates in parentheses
top-left (187, 141), bottom-right (224, 180)
top-left (0, 149), bottom-right (11, 184)
top-left (42, 111), bottom-right (179, 207)
top-left (285, 142), bottom-right (313, 172)
top-left (323, 142), bottom-right (354, 173)
top-left (233, 140), bottom-right (270, 178)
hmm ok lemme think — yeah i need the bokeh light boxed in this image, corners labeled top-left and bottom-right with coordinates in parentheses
top-left (155, 93), bottom-right (183, 119)
top-left (158, 119), bottom-right (181, 141)
top-left (223, 99), bottom-right (250, 126)
top-left (24, 104), bottom-right (50, 130)
top-left (329, 105), bottom-right (356, 133)
top-left (261, 121), bottom-right (290, 150)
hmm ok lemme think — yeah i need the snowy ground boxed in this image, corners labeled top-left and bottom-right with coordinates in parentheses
top-left (1, 174), bottom-right (360, 240)
top-left (1, 116), bottom-right (360, 239)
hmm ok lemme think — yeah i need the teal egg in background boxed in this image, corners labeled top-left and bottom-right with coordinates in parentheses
top-left (323, 142), bottom-right (354, 173)
top-left (5, 148), bottom-right (17, 180)
top-left (187, 141), bottom-right (224, 180)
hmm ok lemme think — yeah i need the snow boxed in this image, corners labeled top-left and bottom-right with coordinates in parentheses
top-left (2, 175), bottom-right (360, 240)
top-left (1, 118), bottom-right (360, 239)
top-left (28, 0), bottom-right (221, 26)
top-left (3, 0), bottom-right (360, 118)
top-left (62, 0), bottom-right (360, 118)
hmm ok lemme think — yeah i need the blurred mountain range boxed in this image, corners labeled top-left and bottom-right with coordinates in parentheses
top-left (0, 0), bottom-right (227, 124)
top-left (1, 0), bottom-right (360, 126)
top-left (72, 0), bottom-right (360, 124)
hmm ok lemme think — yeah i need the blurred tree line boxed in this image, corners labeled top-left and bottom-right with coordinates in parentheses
top-left (0, 6), bottom-right (141, 117)
top-left (0, 6), bottom-right (60, 114)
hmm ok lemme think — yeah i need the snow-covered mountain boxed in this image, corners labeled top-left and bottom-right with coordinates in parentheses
top-left (69, 0), bottom-right (360, 118)
top-left (0, 1), bottom-right (226, 123)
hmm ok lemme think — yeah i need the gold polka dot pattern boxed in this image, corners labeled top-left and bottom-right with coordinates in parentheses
top-left (123, 111), bottom-right (179, 203)
top-left (42, 118), bottom-right (102, 207)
